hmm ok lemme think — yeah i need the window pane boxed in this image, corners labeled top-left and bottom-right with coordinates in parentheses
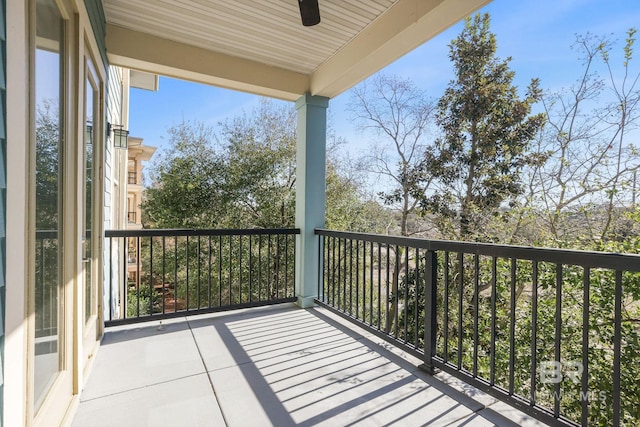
top-left (85, 77), bottom-right (94, 323)
top-left (34, 0), bottom-right (64, 409)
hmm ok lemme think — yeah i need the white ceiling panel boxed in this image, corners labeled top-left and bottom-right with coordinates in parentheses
top-left (104, 0), bottom-right (491, 100)
top-left (104, 0), bottom-right (395, 74)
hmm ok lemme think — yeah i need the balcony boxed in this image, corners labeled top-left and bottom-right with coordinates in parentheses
top-left (127, 211), bottom-right (137, 224)
top-left (80, 228), bottom-right (640, 426)
top-left (72, 304), bottom-right (544, 427)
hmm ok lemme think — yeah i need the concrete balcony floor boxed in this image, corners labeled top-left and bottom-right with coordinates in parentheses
top-left (72, 304), bottom-right (548, 427)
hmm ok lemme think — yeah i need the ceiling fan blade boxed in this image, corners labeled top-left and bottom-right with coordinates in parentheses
top-left (298, 0), bottom-right (320, 26)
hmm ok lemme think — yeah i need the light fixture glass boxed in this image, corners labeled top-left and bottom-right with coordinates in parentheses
top-left (108, 123), bottom-right (129, 149)
top-left (85, 123), bottom-right (93, 144)
top-left (113, 128), bottom-right (129, 149)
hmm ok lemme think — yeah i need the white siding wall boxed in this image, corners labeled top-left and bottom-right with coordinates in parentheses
top-left (103, 66), bottom-right (127, 321)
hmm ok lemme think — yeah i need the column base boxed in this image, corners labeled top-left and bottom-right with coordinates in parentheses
top-left (296, 296), bottom-right (316, 308)
top-left (418, 363), bottom-right (439, 375)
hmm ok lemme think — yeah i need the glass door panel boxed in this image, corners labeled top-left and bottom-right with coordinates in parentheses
top-left (82, 55), bottom-right (102, 367)
top-left (34, 0), bottom-right (64, 409)
top-left (84, 77), bottom-right (94, 324)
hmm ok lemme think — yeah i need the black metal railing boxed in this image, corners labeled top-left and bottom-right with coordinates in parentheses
top-left (315, 229), bottom-right (640, 427)
top-left (128, 171), bottom-right (137, 184)
top-left (105, 228), bottom-right (299, 325)
top-left (35, 230), bottom-right (58, 339)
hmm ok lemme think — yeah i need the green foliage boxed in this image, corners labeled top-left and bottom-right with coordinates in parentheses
top-left (143, 99), bottom-right (386, 231)
top-left (35, 100), bottom-right (61, 338)
top-left (126, 284), bottom-right (153, 318)
top-left (36, 100), bottom-right (61, 230)
top-left (391, 246), bottom-right (640, 425)
top-left (142, 121), bottom-right (228, 228)
top-left (219, 100), bottom-right (297, 227)
top-left (325, 161), bottom-right (394, 233)
top-left (128, 232), bottom-right (297, 317)
top-left (418, 13), bottom-right (545, 239)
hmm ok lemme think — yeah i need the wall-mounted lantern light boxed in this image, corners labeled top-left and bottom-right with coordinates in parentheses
top-left (107, 122), bottom-right (129, 149)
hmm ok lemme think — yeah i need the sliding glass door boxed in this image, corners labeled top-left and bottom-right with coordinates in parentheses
top-left (82, 56), bottom-right (101, 357)
top-left (30, 0), bottom-right (105, 423)
top-left (34, 0), bottom-right (65, 410)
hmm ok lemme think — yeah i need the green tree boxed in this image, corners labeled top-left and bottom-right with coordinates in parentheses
top-left (142, 120), bottom-right (228, 228)
top-left (219, 99), bottom-right (297, 228)
top-left (419, 13), bottom-right (545, 239)
top-left (36, 99), bottom-right (61, 229)
top-left (142, 98), bottom-right (387, 231)
top-left (325, 155), bottom-right (393, 233)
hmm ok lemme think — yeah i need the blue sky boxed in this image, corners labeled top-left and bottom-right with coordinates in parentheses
top-left (129, 0), bottom-right (640, 155)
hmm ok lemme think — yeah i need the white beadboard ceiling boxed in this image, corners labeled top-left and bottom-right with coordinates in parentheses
top-left (104, 0), bottom-right (491, 100)
top-left (105, 0), bottom-right (394, 75)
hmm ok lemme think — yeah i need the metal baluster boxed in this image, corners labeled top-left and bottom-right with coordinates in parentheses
top-left (444, 252), bottom-right (450, 364)
top-left (249, 235), bottom-right (253, 303)
top-left (421, 250), bottom-right (437, 374)
top-left (349, 239), bottom-right (354, 315)
top-left (108, 237), bottom-right (113, 321)
top-left (355, 239), bottom-right (360, 319)
top-left (458, 252), bottom-right (463, 370)
top-left (258, 235), bottom-right (262, 301)
top-left (136, 236), bottom-right (141, 317)
top-left (414, 248), bottom-right (420, 349)
top-left (473, 254), bottom-right (479, 377)
top-left (228, 235), bottom-right (232, 305)
top-left (509, 258), bottom-right (517, 395)
top-left (613, 270), bottom-right (622, 427)
top-left (174, 236), bottom-right (178, 313)
top-left (377, 243), bottom-right (381, 330)
top-left (197, 236), bottom-right (202, 308)
top-left (162, 236), bottom-right (166, 314)
top-left (239, 235), bottom-right (242, 303)
top-left (404, 246), bottom-right (409, 344)
top-left (531, 261), bottom-right (539, 407)
top-left (186, 236), bottom-right (190, 311)
top-left (208, 235), bottom-right (212, 308)
top-left (554, 264), bottom-right (562, 418)
top-left (394, 245), bottom-right (400, 339)
top-left (490, 256), bottom-right (497, 385)
top-left (218, 235), bottom-right (223, 307)
top-left (581, 267), bottom-right (589, 424)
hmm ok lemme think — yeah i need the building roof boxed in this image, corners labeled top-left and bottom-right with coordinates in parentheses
top-left (127, 136), bottom-right (156, 162)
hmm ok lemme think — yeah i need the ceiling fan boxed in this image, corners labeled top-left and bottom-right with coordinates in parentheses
top-left (298, 0), bottom-right (321, 26)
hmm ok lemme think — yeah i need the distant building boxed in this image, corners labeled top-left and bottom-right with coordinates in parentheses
top-left (125, 136), bottom-right (156, 287)
top-left (126, 136), bottom-right (156, 230)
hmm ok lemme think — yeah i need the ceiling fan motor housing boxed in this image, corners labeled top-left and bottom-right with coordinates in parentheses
top-left (299, 0), bottom-right (321, 26)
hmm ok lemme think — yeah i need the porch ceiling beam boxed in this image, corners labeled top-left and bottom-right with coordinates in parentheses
top-left (106, 24), bottom-right (309, 101)
top-left (310, 0), bottom-right (491, 98)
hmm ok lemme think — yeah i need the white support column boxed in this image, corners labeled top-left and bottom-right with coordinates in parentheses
top-left (295, 93), bottom-right (329, 308)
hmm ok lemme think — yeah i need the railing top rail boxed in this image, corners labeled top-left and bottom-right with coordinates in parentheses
top-left (106, 227), bottom-right (300, 238)
top-left (315, 228), bottom-right (640, 271)
top-left (35, 230), bottom-right (58, 238)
